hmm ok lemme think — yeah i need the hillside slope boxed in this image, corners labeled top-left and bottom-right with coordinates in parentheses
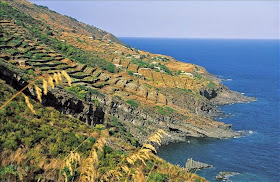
top-left (0, 0), bottom-right (253, 180)
top-left (0, 79), bottom-right (208, 181)
top-left (0, 0), bottom-right (253, 144)
top-left (6, 0), bottom-right (123, 45)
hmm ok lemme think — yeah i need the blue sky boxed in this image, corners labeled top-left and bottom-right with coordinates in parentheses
top-left (30, 1), bottom-right (279, 39)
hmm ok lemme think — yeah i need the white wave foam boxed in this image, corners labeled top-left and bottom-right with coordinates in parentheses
top-left (223, 78), bottom-right (232, 81)
top-left (234, 130), bottom-right (254, 138)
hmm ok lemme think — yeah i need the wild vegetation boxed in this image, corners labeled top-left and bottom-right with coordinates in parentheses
top-left (0, 79), bottom-right (206, 181)
top-left (0, 0), bottom-right (237, 181)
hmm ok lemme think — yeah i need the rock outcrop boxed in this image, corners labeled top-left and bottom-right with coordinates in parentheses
top-left (0, 5), bottom-right (255, 146)
top-left (185, 158), bottom-right (213, 171)
top-left (0, 62), bottom-right (243, 144)
top-left (216, 171), bottom-right (238, 181)
top-left (0, 63), bottom-right (105, 126)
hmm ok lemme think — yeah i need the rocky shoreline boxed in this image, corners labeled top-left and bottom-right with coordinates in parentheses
top-left (0, 51), bottom-right (253, 182)
top-left (0, 62), bottom-right (255, 146)
top-left (216, 171), bottom-right (239, 181)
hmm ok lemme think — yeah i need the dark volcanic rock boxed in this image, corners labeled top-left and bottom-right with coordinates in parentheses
top-left (0, 63), bottom-right (245, 145)
top-left (0, 63), bottom-right (105, 126)
top-left (216, 171), bottom-right (238, 181)
top-left (212, 86), bottom-right (256, 105)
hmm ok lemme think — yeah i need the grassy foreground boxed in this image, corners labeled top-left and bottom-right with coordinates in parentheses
top-left (0, 79), bottom-right (207, 181)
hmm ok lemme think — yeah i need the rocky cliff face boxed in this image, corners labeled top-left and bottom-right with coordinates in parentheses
top-left (0, 63), bottom-right (244, 144)
top-left (0, 63), bottom-right (105, 125)
top-left (0, 1), bottom-right (255, 146)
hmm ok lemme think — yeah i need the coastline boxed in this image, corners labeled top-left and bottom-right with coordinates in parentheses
top-left (122, 37), bottom-right (279, 182)
top-left (157, 72), bottom-right (256, 180)
top-left (158, 68), bottom-right (256, 145)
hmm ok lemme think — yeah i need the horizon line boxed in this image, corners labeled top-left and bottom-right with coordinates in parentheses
top-left (117, 36), bottom-right (280, 40)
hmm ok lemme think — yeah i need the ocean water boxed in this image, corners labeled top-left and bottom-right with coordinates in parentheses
top-left (120, 38), bottom-right (280, 182)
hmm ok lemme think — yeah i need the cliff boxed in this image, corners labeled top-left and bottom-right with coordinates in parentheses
top-left (0, 0), bottom-right (254, 143)
top-left (0, 0), bottom-right (254, 180)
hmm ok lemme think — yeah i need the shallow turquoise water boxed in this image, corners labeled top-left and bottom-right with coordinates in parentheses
top-left (120, 38), bottom-right (280, 181)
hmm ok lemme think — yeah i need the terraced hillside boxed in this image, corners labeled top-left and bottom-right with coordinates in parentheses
top-left (0, 0), bottom-right (256, 181)
top-left (0, 78), bottom-right (208, 181)
top-left (0, 0), bottom-right (253, 145)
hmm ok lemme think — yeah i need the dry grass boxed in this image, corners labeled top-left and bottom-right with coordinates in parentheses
top-left (0, 71), bottom-right (73, 115)
top-left (23, 72), bottom-right (72, 114)
top-left (53, 73), bottom-right (59, 84)
top-left (79, 148), bottom-right (98, 181)
top-left (61, 151), bottom-right (81, 181)
top-left (98, 129), bottom-right (168, 182)
top-left (48, 75), bottom-right (55, 89)
top-left (24, 94), bottom-right (36, 114)
top-left (34, 84), bottom-right (42, 103)
top-left (134, 167), bottom-right (145, 182)
top-left (59, 133), bottom-right (107, 182)
top-left (61, 70), bottom-right (72, 86)
top-left (78, 136), bottom-right (106, 181)
top-left (42, 79), bottom-right (48, 95)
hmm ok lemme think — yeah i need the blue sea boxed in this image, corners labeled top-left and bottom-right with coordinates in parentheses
top-left (120, 38), bottom-right (280, 182)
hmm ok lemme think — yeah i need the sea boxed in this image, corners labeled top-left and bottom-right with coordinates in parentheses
top-left (119, 37), bottom-right (280, 182)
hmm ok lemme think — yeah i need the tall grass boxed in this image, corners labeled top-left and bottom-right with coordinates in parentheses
top-left (98, 129), bottom-right (167, 181)
top-left (0, 71), bottom-right (72, 114)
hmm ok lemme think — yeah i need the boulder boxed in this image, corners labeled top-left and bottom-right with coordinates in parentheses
top-left (216, 171), bottom-right (238, 181)
top-left (185, 158), bottom-right (212, 171)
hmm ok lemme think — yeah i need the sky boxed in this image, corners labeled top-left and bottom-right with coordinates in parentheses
top-left (30, 1), bottom-right (279, 39)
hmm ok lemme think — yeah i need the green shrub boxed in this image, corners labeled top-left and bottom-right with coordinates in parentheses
top-left (207, 81), bottom-right (215, 89)
top-left (106, 63), bottom-right (115, 73)
top-left (34, 54), bottom-right (42, 60)
top-left (177, 70), bottom-right (182, 75)
top-left (76, 38), bottom-right (83, 43)
top-left (158, 63), bottom-right (172, 75)
top-left (77, 90), bottom-right (86, 99)
top-left (49, 143), bottom-right (60, 157)
top-left (165, 106), bottom-right (176, 113)
top-left (148, 172), bottom-right (169, 181)
top-left (88, 137), bottom-right (96, 145)
top-left (88, 88), bottom-right (101, 96)
top-left (27, 69), bottom-right (35, 76)
top-left (129, 137), bottom-right (137, 147)
top-left (66, 85), bottom-right (83, 98)
top-left (131, 58), bottom-right (149, 68)
top-left (2, 138), bottom-right (17, 150)
top-left (0, 165), bottom-right (18, 177)
top-left (94, 124), bottom-right (105, 131)
top-left (149, 64), bottom-right (155, 69)
top-left (39, 34), bottom-right (49, 42)
top-left (127, 70), bottom-right (134, 76)
top-left (194, 73), bottom-right (203, 80)
top-left (66, 85), bottom-right (102, 101)
top-left (15, 20), bottom-right (23, 26)
top-left (144, 83), bottom-right (152, 89)
top-left (0, 2), bottom-right (8, 6)
top-left (133, 47), bottom-right (139, 53)
top-left (126, 99), bottom-right (138, 108)
top-left (156, 106), bottom-right (167, 115)
top-left (156, 106), bottom-right (177, 115)
top-left (46, 31), bottom-right (53, 36)
top-left (103, 146), bottom-right (113, 154)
